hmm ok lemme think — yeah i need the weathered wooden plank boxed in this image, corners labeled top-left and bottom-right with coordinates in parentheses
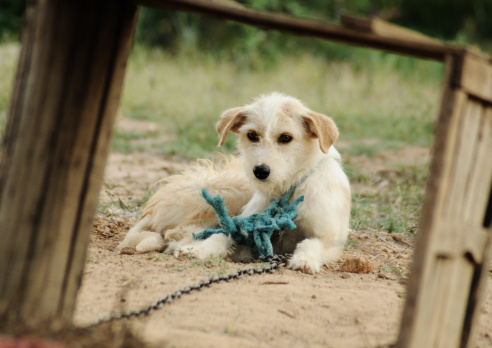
top-left (396, 57), bottom-right (466, 346)
top-left (444, 99), bottom-right (482, 218)
top-left (434, 222), bottom-right (489, 264)
top-left (453, 53), bottom-right (492, 103)
top-left (134, 0), bottom-right (450, 61)
top-left (0, 0), bottom-right (139, 329)
top-left (436, 257), bottom-right (475, 348)
top-left (461, 221), bottom-right (492, 347)
top-left (397, 50), bottom-right (492, 348)
top-left (462, 104), bottom-right (492, 223)
top-left (340, 14), bottom-right (442, 45)
top-left (458, 107), bottom-right (492, 347)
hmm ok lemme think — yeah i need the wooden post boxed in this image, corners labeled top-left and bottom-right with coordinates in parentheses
top-left (396, 51), bottom-right (492, 348)
top-left (0, 0), bottom-right (139, 329)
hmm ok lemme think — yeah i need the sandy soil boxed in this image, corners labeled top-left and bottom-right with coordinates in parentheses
top-left (73, 147), bottom-right (492, 348)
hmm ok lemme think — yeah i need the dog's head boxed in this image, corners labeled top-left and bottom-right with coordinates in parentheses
top-left (216, 92), bottom-right (339, 196)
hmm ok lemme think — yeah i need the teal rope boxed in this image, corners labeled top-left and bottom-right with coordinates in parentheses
top-left (193, 160), bottom-right (324, 258)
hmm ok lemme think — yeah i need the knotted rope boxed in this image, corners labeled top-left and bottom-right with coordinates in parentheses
top-left (193, 159), bottom-right (324, 258)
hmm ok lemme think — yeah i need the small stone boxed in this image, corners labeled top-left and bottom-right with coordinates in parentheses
top-left (341, 256), bottom-right (374, 274)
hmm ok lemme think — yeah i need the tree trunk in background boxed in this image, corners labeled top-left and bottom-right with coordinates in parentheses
top-left (0, 0), bottom-right (139, 329)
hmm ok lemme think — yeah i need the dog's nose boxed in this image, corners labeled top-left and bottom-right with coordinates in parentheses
top-left (253, 164), bottom-right (270, 180)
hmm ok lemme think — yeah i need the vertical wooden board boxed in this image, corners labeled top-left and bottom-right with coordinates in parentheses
top-left (464, 106), bottom-right (492, 223)
top-left (434, 257), bottom-right (475, 348)
top-left (462, 225), bottom-right (492, 348)
top-left (413, 257), bottom-right (446, 347)
top-left (408, 235), bottom-right (474, 347)
top-left (20, 0), bottom-right (133, 320)
top-left (442, 98), bottom-right (482, 219)
top-left (20, 1), bottom-right (107, 318)
top-left (404, 225), bottom-right (478, 348)
top-left (0, 0), bottom-right (51, 316)
top-left (396, 81), bottom-right (467, 347)
top-left (430, 258), bottom-right (455, 348)
top-left (396, 52), bottom-right (490, 348)
top-left (418, 88), bottom-right (467, 228)
top-left (0, 0), bottom-right (139, 327)
top-left (60, 2), bottom-right (140, 318)
top-left (398, 51), bottom-right (492, 348)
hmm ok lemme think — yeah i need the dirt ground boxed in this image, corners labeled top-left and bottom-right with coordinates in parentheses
top-left (73, 147), bottom-right (492, 348)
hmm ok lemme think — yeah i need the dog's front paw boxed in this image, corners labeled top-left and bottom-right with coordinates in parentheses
top-left (178, 244), bottom-right (206, 259)
top-left (117, 231), bottom-right (165, 253)
top-left (177, 244), bottom-right (223, 260)
top-left (177, 234), bottom-right (230, 260)
top-left (288, 253), bottom-right (322, 275)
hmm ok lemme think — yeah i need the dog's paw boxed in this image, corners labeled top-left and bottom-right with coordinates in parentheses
top-left (177, 234), bottom-right (230, 260)
top-left (177, 243), bottom-right (222, 260)
top-left (136, 236), bottom-right (165, 253)
top-left (117, 231), bottom-right (165, 253)
top-left (288, 253), bottom-right (322, 274)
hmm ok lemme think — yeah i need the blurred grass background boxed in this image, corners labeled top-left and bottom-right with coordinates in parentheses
top-left (1, 0), bottom-right (491, 234)
top-left (119, 46), bottom-right (442, 157)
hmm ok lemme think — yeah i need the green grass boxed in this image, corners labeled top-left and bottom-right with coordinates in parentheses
top-left (97, 188), bottom-right (156, 217)
top-left (344, 237), bottom-right (358, 251)
top-left (348, 163), bottom-right (427, 234)
top-left (381, 267), bottom-right (410, 279)
top-left (118, 45), bottom-right (443, 158)
top-left (0, 42), bottom-right (442, 236)
top-left (112, 128), bottom-right (160, 153)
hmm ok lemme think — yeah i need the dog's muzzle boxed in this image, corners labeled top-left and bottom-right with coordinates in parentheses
top-left (253, 164), bottom-right (270, 181)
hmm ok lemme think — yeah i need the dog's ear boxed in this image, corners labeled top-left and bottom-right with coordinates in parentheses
top-left (216, 107), bottom-right (246, 146)
top-left (301, 111), bottom-right (339, 153)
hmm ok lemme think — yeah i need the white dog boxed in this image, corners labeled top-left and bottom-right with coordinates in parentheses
top-left (117, 92), bottom-right (351, 274)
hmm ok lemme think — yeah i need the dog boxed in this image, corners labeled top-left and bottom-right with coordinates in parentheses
top-left (117, 92), bottom-right (351, 274)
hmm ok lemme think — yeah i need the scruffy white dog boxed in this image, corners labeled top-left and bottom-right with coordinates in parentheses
top-left (117, 92), bottom-right (351, 274)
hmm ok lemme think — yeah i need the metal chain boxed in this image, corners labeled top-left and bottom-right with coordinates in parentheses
top-left (88, 254), bottom-right (290, 327)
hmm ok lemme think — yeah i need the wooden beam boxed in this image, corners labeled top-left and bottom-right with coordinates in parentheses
top-left (339, 14), bottom-right (442, 45)
top-left (396, 52), bottom-right (492, 348)
top-left (453, 52), bottom-right (492, 103)
top-left (134, 0), bottom-right (450, 61)
top-left (0, 0), bottom-right (139, 329)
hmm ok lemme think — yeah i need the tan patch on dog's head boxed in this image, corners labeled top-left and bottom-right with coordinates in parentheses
top-left (217, 93), bottom-right (339, 154)
top-left (281, 100), bottom-right (339, 154)
top-left (301, 111), bottom-right (339, 153)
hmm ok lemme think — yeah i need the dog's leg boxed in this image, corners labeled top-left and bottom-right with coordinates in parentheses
top-left (174, 233), bottom-right (232, 260)
top-left (117, 215), bottom-right (166, 252)
top-left (288, 238), bottom-right (343, 274)
top-left (117, 230), bottom-right (165, 252)
top-left (240, 191), bottom-right (270, 216)
top-left (133, 232), bottom-right (166, 252)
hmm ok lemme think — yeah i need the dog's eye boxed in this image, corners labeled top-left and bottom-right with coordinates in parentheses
top-left (278, 134), bottom-right (293, 144)
top-left (247, 131), bottom-right (260, 142)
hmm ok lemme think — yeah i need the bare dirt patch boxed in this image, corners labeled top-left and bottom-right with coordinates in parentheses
top-left (73, 150), bottom-right (492, 348)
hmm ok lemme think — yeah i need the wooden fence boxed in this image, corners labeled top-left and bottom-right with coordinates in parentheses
top-left (0, 1), bottom-right (490, 347)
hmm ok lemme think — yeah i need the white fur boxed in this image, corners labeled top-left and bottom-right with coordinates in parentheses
top-left (117, 92), bottom-right (351, 274)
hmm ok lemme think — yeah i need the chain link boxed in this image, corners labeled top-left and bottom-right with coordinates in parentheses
top-left (88, 254), bottom-right (290, 327)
